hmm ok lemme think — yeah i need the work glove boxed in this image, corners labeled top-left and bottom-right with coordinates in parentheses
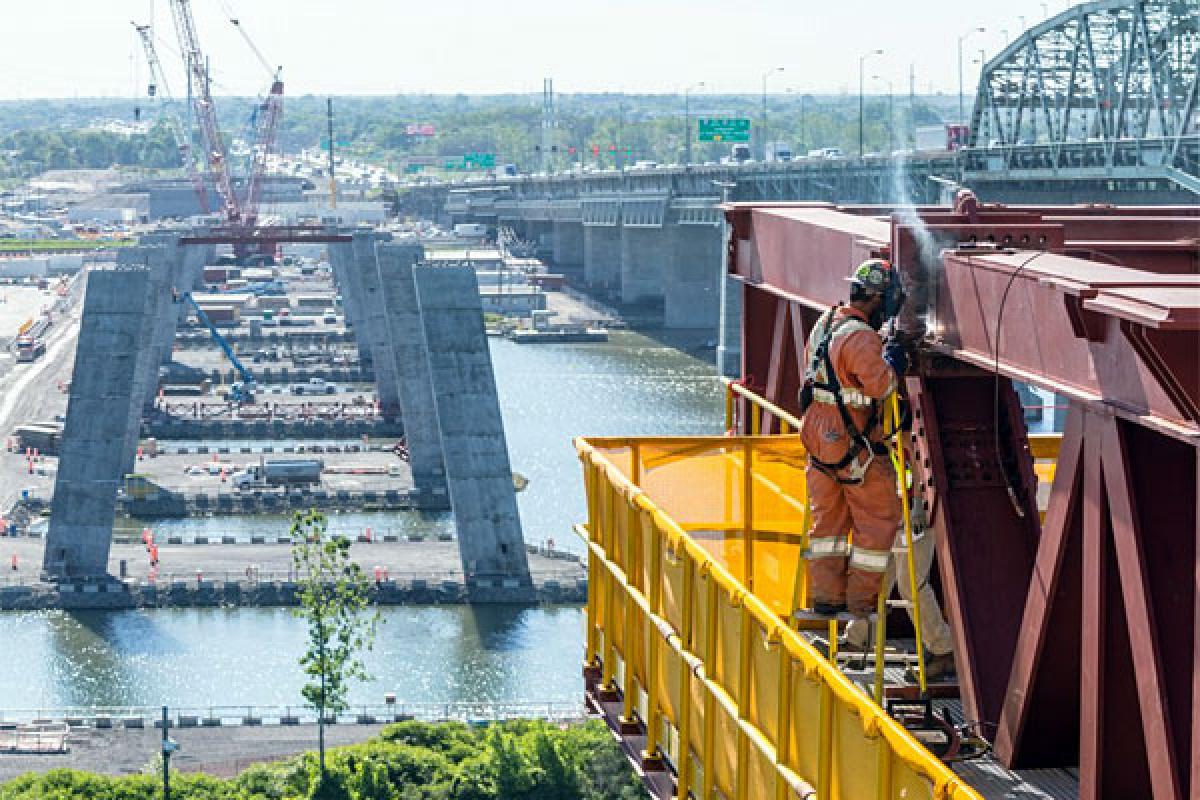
top-left (883, 340), bottom-right (909, 376)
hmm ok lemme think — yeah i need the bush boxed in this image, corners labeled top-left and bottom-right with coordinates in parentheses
top-left (0, 721), bottom-right (647, 800)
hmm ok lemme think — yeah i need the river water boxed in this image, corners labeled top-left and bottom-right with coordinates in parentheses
top-left (0, 332), bottom-right (723, 710)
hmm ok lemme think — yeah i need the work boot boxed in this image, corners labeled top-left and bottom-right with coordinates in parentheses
top-left (905, 651), bottom-right (956, 684)
top-left (811, 601), bottom-right (847, 617)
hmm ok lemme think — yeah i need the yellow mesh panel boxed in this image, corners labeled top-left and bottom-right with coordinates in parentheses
top-left (832, 702), bottom-right (885, 800)
top-left (712, 690), bottom-right (740, 798)
top-left (748, 620), bottom-right (782, 743)
top-left (786, 663), bottom-right (824, 787)
top-left (714, 588), bottom-right (744, 701)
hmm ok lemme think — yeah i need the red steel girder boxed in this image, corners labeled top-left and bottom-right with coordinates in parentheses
top-left (725, 197), bottom-right (1200, 799)
top-left (180, 226), bottom-right (352, 245)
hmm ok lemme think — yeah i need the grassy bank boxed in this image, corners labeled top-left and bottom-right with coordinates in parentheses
top-left (0, 239), bottom-right (134, 252)
top-left (0, 719), bottom-right (647, 800)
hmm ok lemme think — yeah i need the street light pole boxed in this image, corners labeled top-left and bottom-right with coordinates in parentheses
top-left (684, 81), bottom-right (705, 165)
top-left (957, 27), bottom-right (986, 124)
top-left (761, 67), bottom-right (783, 160)
top-left (858, 49), bottom-right (883, 158)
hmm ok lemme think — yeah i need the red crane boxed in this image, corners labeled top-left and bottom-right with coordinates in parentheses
top-left (168, 0), bottom-right (239, 223)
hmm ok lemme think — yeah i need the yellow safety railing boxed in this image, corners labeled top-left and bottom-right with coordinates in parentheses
top-left (576, 435), bottom-right (982, 800)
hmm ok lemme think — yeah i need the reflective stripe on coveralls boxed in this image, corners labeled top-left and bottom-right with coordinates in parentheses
top-left (806, 536), bottom-right (850, 558)
top-left (848, 546), bottom-right (891, 572)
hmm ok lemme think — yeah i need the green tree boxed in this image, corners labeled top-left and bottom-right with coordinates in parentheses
top-left (291, 509), bottom-right (380, 789)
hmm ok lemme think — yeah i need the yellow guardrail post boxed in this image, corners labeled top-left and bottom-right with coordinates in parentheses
top-left (891, 394), bottom-right (927, 697)
top-left (736, 598), bottom-right (753, 800)
top-left (620, 493), bottom-right (639, 728)
top-left (676, 551), bottom-right (696, 800)
top-left (774, 629), bottom-right (793, 800)
top-left (701, 567), bottom-right (719, 800)
top-left (583, 461), bottom-right (601, 669)
top-left (601, 482), bottom-right (619, 695)
top-left (642, 504), bottom-right (663, 763)
top-left (743, 439), bottom-right (756, 591)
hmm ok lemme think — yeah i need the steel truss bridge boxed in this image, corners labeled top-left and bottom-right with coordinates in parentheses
top-left (964, 0), bottom-right (1200, 196)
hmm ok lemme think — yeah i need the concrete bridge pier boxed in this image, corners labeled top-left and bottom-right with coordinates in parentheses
top-left (346, 231), bottom-right (402, 416)
top-left (118, 245), bottom-right (172, 476)
top-left (375, 242), bottom-right (449, 507)
top-left (44, 266), bottom-right (151, 579)
top-left (619, 225), bottom-right (668, 304)
top-left (411, 264), bottom-right (534, 601)
top-left (663, 222), bottom-right (722, 330)
top-left (551, 220), bottom-right (584, 273)
top-left (328, 237), bottom-right (372, 364)
top-left (583, 224), bottom-right (621, 293)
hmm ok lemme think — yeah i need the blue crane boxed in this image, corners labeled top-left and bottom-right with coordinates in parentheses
top-left (181, 291), bottom-right (256, 403)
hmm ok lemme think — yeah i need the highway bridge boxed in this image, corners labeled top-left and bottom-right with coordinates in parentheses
top-left (396, 0), bottom-right (1198, 362)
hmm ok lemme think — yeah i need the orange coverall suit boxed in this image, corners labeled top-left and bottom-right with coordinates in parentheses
top-left (799, 306), bottom-right (902, 616)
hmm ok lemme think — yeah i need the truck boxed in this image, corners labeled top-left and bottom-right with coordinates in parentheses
top-left (765, 141), bottom-right (793, 162)
top-left (914, 124), bottom-right (972, 152)
top-left (14, 315), bottom-right (51, 362)
top-left (730, 143), bottom-right (752, 163)
top-left (291, 377), bottom-right (337, 395)
top-left (232, 458), bottom-right (324, 489)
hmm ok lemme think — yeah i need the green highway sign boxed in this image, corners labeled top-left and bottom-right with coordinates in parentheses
top-left (698, 118), bottom-right (751, 142)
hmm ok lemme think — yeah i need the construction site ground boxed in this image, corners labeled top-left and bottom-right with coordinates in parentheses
top-left (0, 537), bottom-right (584, 587)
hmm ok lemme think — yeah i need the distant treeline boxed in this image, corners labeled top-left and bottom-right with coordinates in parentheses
top-left (0, 125), bottom-right (179, 172)
top-left (0, 93), bottom-right (960, 175)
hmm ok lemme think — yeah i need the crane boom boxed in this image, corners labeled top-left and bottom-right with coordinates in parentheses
top-left (131, 22), bottom-right (210, 215)
top-left (182, 292), bottom-right (255, 390)
top-left (169, 0), bottom-right (241, 223)
top-left (241, 76), bottom-right (284, 229)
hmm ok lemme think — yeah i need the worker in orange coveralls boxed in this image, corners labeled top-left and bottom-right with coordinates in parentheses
top-left (798, 259), bottom-right (907, 619)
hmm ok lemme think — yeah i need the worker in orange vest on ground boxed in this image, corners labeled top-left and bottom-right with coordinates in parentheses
top-left (798, 259), bottom-right (907, 620)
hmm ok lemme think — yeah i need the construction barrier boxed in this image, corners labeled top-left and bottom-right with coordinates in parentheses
top-left (576, 435), bottom-right (982, 800)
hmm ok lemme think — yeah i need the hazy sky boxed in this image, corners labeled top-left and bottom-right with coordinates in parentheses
top-left (0, 0), bottom-right (1081, 99)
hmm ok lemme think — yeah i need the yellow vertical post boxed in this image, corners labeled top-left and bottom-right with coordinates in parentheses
top-left (701, 573), bottom-right (719, 800)
top-left (602, 484), bottom-right (619, 693)
top-left (751, 404), bottom-right (762, 435)
top-left (642, 509), bottom-right (663, 761)
top-left (873, 581), bottom-right (887, 703)
top-left (816, 681), bottom-right (834, 800)
top-left (892, 394), bottom-right (927, 695)
top-left (621, 501), bottom-right (639, 727)
top-left (773, 638), bottom-right (794, 800)
top-left (676, 554), bottom-right (696, 800)
top-left (583, 461), bottom-right (601, 667)
top-left (780, 418), bottom-right (791, 435)
top-left (742, 439), bottom-right (755, 591)
top-left (735, 602), bottom-right (754, 800)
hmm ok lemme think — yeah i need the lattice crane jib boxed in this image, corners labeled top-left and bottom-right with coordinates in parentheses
top-left (131, 22), bottom-right (210, 215)
top-left (169, 0), bottom-right (240, 224)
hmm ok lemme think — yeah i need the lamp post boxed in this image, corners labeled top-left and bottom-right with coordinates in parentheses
top-left (761, 67), bottom-right (784, 160)
top-left (872, 75), bottom-right (895, 155)
top-left (684, 81), bottom-right (705, 165)
top-left (858, 49), bottom-right (883, 158)
top-left (957, 26), bottom-right (986, 124)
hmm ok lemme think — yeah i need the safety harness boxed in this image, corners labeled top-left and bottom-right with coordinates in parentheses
top-left (800, 305), bottom-right (890, 485)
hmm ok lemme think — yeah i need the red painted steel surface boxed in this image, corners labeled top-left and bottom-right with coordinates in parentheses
top-left (724, 197), bottom-right (1200, 799)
